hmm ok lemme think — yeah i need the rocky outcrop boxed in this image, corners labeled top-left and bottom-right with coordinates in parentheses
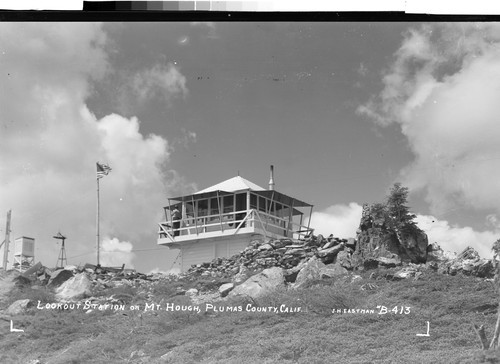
top-left (56, 273), bottom-right (92, 300)
top-left (437, 246), bottom-right (495, 278)
top-left (293, 257), bottom-right (326, 289)
top-left (229, 267), bottom-right (285, 299)
top-left (47, 269), bottom-right (74, 288)
top-left (5, 299), bottom-right (32, 315)
top-left (352, 203), bottom-right (429, 269)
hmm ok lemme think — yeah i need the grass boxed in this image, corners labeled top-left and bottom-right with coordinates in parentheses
top-left (0, 267), bottom-right (499, 363)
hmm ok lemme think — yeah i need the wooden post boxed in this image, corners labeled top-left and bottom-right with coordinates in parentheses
top-left (2, 210), bottom-right (11, 270)
top-left (192, 196), bottom-right (199, 236)
top-left (490, 303), bottom-right (500, 349)
top-left (473, 324), bottom-right (490, 349)
top-left (217, 191), bottom-right (223, 232)
top-left (96, 178), bottom-right (100, 266)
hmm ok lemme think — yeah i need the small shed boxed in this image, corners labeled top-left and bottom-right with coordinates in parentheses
top-left (157, 168), bottom-right (313, 272)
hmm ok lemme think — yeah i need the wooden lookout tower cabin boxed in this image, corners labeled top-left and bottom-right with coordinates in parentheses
top-left (157, 166), bottom-right (314, 272)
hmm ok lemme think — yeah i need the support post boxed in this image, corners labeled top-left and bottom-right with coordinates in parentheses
top-left (217, 191), bottom-right (223, 232)
top-left (192, 196), bottom-right (199, 236)
top-left (96, 178), bottom-right (100, 266)
top-left (2, 210), bottom-right (11, 270)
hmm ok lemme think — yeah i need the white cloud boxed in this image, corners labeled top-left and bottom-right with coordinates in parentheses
top-left (148, 266), bottom-right (180, 275)
top-left (357, 62), bottom-right (368, 77)
top-left (358, 23), bottom-right (500, 216)
top-left (132, 63), bottom-right (188, 103)
top-left (0, 23), bottom-right (189, 271)
top-left (171, 128), bottom-right (197, 150)
top-left (308, 202), bottom-right (363, 239)
top-left (416, 214), bottom-right (497, 259)
top-left (100, 237), bottom-right (135, 268)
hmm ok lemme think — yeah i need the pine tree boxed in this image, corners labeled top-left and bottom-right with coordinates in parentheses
top-left (385, 182), bottom-right (417, 230)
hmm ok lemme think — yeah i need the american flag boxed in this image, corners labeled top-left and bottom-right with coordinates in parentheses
top-left (96, 162), bottom-right (112, 179)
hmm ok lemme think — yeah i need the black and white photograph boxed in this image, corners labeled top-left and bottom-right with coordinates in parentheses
top-left (2, 13), bottom-right (500, 364)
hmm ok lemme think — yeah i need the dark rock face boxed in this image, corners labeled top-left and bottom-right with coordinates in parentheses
top-left (397, 228), bottom-right (429, 264)
top-left (47, 269), bottom-right (74, 288)
top-left (352, 203), bottom-right (429, 269)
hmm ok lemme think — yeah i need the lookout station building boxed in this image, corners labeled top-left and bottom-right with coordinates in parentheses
top-left (157, 167), bottom-right (314, 272)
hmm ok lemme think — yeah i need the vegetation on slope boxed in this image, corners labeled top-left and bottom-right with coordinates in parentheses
top-left (1, 267), bottom-right (499, 364)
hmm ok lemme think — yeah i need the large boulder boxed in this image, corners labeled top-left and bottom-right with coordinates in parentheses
top-left (293, 257), bottom-right (326, 288)
top-left (229, 267), bottom-right (284, 299)
top-left (335, 250), bottom-right (353, 270)
top-left (317, 243), bottom-right (345, 264)
top-left (56, 273), bottom-right (92, 300)
top-left (319, 263), bottom-right (348, 278)
top-left (48, 269), bottom-right (74, 288)
top-left (218, 283), bottom-right (234, 297)
top-left (5, 299), bottom-right (32, 315)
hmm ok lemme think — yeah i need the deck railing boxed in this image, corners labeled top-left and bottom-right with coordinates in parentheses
top-left (158, 209), bottom-right (313, 243)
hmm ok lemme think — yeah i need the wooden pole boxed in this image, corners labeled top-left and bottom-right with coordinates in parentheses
top-left (96, 177), bottom-right (100, 266)
top-left (2, 210), bottom-right (11, 270)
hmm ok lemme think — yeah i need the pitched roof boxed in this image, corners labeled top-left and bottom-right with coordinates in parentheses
top-left (196, 176), bottom-right (266, 194)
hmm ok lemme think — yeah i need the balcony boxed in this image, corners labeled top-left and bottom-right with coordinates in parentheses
top-left (158, 209), bottom-right (313, 248)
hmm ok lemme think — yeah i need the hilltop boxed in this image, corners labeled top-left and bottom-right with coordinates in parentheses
top-left (0, 232), bottom-right (499, 363)
top-left (1, 187), bottom-right (499, 363)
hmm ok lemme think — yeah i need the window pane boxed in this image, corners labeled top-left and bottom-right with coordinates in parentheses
top-left (223, 195), bottom-right (234, 213)
top-left (258, 196), bottom-right (266, 212)
top-left (198, 199), bottom-right (208, 216)
top-left (236, 193), bottom-right (246, 211)
top-left (210, 197), bottom-right (219, 215)
top-left (250, 194), bottom-right (257, 209)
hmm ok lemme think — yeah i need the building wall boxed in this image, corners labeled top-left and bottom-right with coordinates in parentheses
top-left (180, 234), bottom-right (262, 272)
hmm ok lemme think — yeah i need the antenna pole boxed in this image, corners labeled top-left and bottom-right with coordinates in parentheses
top-left (96, 177), bottom-right (100, 266)
top-left (2, 210), bottom-right (11, 270)
top-left (54, 232), bottom-right (67, 269)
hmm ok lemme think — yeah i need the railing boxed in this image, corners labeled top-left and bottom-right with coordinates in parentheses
top-left (158, 209), bottom-right (313, 243)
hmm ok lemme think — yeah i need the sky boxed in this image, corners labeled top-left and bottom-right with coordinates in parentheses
top-left (2, 22), bottom-right (500, 273)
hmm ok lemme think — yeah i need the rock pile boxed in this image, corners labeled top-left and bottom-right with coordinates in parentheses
top-left (427, 245), bottom-right (495, 278)
top-left (186, 235), bottom-right (354, 282)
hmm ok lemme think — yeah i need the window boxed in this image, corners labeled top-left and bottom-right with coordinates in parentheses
top-left (210, 197), bottom-right (219, 215)
top-left (258, 196), bottom-right (266, 212)
top-left (250, 194), bottom-right (257, 209)
top-left (235, 193), bottom-right (246, 212)
top-left (223, 195), bottom-right (234, 213)
top-left (276, 203), bottom-right (283, 218)
top-left (197, 199), bottom-right (208, 217)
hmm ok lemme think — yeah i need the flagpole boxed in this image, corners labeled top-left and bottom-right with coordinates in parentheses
top-left (96, 176), bottom-right (100, 266)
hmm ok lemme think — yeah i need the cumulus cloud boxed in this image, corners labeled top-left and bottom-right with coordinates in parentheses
top-left (308, 202), bottom-right (363, 238)
top-left (358, 23), bottom-right (500, 216)
top-left (0, 23), bottom-right (188, 271)
top-left (100, 237), bottom-right (135, 268)
top-left (416, 214), bottom-right (497, 258)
